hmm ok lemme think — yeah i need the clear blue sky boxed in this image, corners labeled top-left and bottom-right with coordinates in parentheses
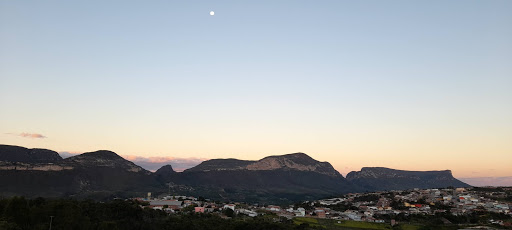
top-left (1, 0), bottom-right (511, 178)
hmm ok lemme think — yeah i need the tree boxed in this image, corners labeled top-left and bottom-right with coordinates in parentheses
top-left (224, 208), bottom-right (235, 218)
top-left (0, 221), bottom-right (21, 230)
top-left (181, 204), bottom-right (197, 213)
top-left (98, 221), bottom-right (119, 230)
top-left (3, 197), bottom-right (29, 228)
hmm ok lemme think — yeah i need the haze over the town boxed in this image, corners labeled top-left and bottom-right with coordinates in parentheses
top-left (1, 1), bottom-right (511, 184)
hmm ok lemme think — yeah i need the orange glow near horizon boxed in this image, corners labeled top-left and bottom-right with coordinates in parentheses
top-left (1, 131), bottom-right (510, 179)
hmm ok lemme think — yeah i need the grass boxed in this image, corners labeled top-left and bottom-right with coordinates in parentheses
top-left (294, 217), bottom-right (325, 228)
top-left (394, 224), bottom-right (421, 230)
top-left (294, 217), bottom-right (394, 230)
top-left (294, 217), bottom-right (497, 230)
top-left (334, 220), bottom-right (391, 229)
top-left (294, 217), bottom-right (318, 224)
top-left (293, 217), bottom-right (445, 230)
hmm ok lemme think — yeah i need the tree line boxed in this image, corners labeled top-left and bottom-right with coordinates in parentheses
top-left (0, 197), bottom-right (314, 230)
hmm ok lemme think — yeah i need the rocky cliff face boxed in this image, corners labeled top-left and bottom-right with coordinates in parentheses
top-left (63, 150), bottom-right (147, 173)
top-left (0, 148), bottom-right (148, 173)
top-left (0, 145), bottom-right (157, 199)
top-left (346, 167), bottom-right (470, 191)
top-left (185, 152), bottom-right (341, 177)
top-left (0, 163), bottom-right (73, 171)
top-left (346, 167), bottom-right (457, 179)
top-left (0, 145), bottom-right (70, 172)
top-left (0, 144), bottom-right (471, 203)
top-left (184, 159), bottom-right (255, 172)
top-left (160, 152), bottom-right (351, 203)
top-left (246, 153), bottom-right (341, 177)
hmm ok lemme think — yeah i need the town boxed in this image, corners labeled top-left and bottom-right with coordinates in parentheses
top-left (136, 187), bottom-right (512, 228)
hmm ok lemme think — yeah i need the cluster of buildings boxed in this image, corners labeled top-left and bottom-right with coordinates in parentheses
top-left (134, 195), bottom-right (305, 218)
top-left (311, 188), bottom-right (512, 222)
top-left (133, 187), bottom-right (512, 226)
top-left (307, 187), bottom-right (511, 226)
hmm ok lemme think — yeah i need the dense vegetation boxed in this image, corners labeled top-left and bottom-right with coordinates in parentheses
top-left (0, 197), bottom-right (323, 230)
top-left (1, 197), bottom-right (510, 230)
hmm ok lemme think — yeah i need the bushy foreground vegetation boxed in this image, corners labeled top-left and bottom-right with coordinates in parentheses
top-left (0, 197), bottom-right (303, 230)
top-left (0, 197), bottom-right (510, 230)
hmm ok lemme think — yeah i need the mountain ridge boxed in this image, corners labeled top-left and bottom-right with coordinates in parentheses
top-left (0, 144), bottom-right (470, 203)
top-left (184, 152), bottom-right (341, 177)
top-left (346, 167), bottom-right (469, 191)
top-left (0, 144), bottom-right (62, 163)
top-left (63, 150), bottom-right (148, 173)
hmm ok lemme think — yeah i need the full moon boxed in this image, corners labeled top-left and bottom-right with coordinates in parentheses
top-left (210, 11), bottom-right (214, 16)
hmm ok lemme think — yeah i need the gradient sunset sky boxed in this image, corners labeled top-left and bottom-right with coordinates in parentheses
top-left (1, 1), bottom-right (511, 179)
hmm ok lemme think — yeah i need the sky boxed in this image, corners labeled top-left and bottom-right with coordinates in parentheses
top-left (1, 1), bottom-right (511, 182)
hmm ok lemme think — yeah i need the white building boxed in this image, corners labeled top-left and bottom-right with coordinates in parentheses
top-left (223, 204), bottom-right (236, 211)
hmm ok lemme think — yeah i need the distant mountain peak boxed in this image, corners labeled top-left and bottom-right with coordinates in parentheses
top-left (283, 152), bottom-right (310, 157)
top-left (77, 150), bottom-right (122, 159)
top-left (260, 152), bottom-right (319, 165)
top-left (155, 164), bottom-right (176, 174)
top-left (246, 152), bottom-right (340, 177)
top-left (356, 167), bottom-right (454, 177)
top-left (63, 150), bottom-right (147, 173)
top-left (184, 159), bottom-right (255, 172)
top-left (346, 167), bottom-right (469, 191)
top-left (274, 152), bottom-right (316, 161)
top-left (185, 152), bottom-right (341, 177)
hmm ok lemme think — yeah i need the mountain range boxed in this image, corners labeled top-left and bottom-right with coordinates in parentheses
top-left (0, 144), bottom-right (469, 203)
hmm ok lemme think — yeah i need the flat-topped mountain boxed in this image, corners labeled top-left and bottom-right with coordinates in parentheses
top-left (347, 167), bottom-right (456, 179)
top-left (245, 152), bottom-right (341, 177)
top-left (184, 159), bottom-right (255, 172)
top-left (346, 167), bottom-right (470, 191)
top-left (185, 152), bottom-right (340, 177)
top-left (0, 145), bottom-right (62, 163)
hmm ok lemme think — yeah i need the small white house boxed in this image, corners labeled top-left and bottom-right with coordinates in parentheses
top-left (224, 204), bottom-right (236, 211)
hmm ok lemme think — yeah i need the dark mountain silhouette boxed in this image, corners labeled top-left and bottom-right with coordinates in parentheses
top-left (63, 150), bottom-right (148, 173)
top-left (155, 164), bottom-right (177, 181)
top-left (184, 159), bottom-right (255, 172)
top-left (0, 146), bottom-right (157, 199)
top-left (346, 167), bottom-right (470, 191)
top-left (184, 152), bottom-right (340, 176)
top-left (0, 144), bottom-right (470, 203)
top-left (0, 144), bottom-right (62, 163)
top-left (163, 153), bottom-right (353, 202)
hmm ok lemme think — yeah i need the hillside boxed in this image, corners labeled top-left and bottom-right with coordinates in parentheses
top-left (0, 144), bottom-right (471, 203)
top-left (346, 167), bottom-right (470, 191)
